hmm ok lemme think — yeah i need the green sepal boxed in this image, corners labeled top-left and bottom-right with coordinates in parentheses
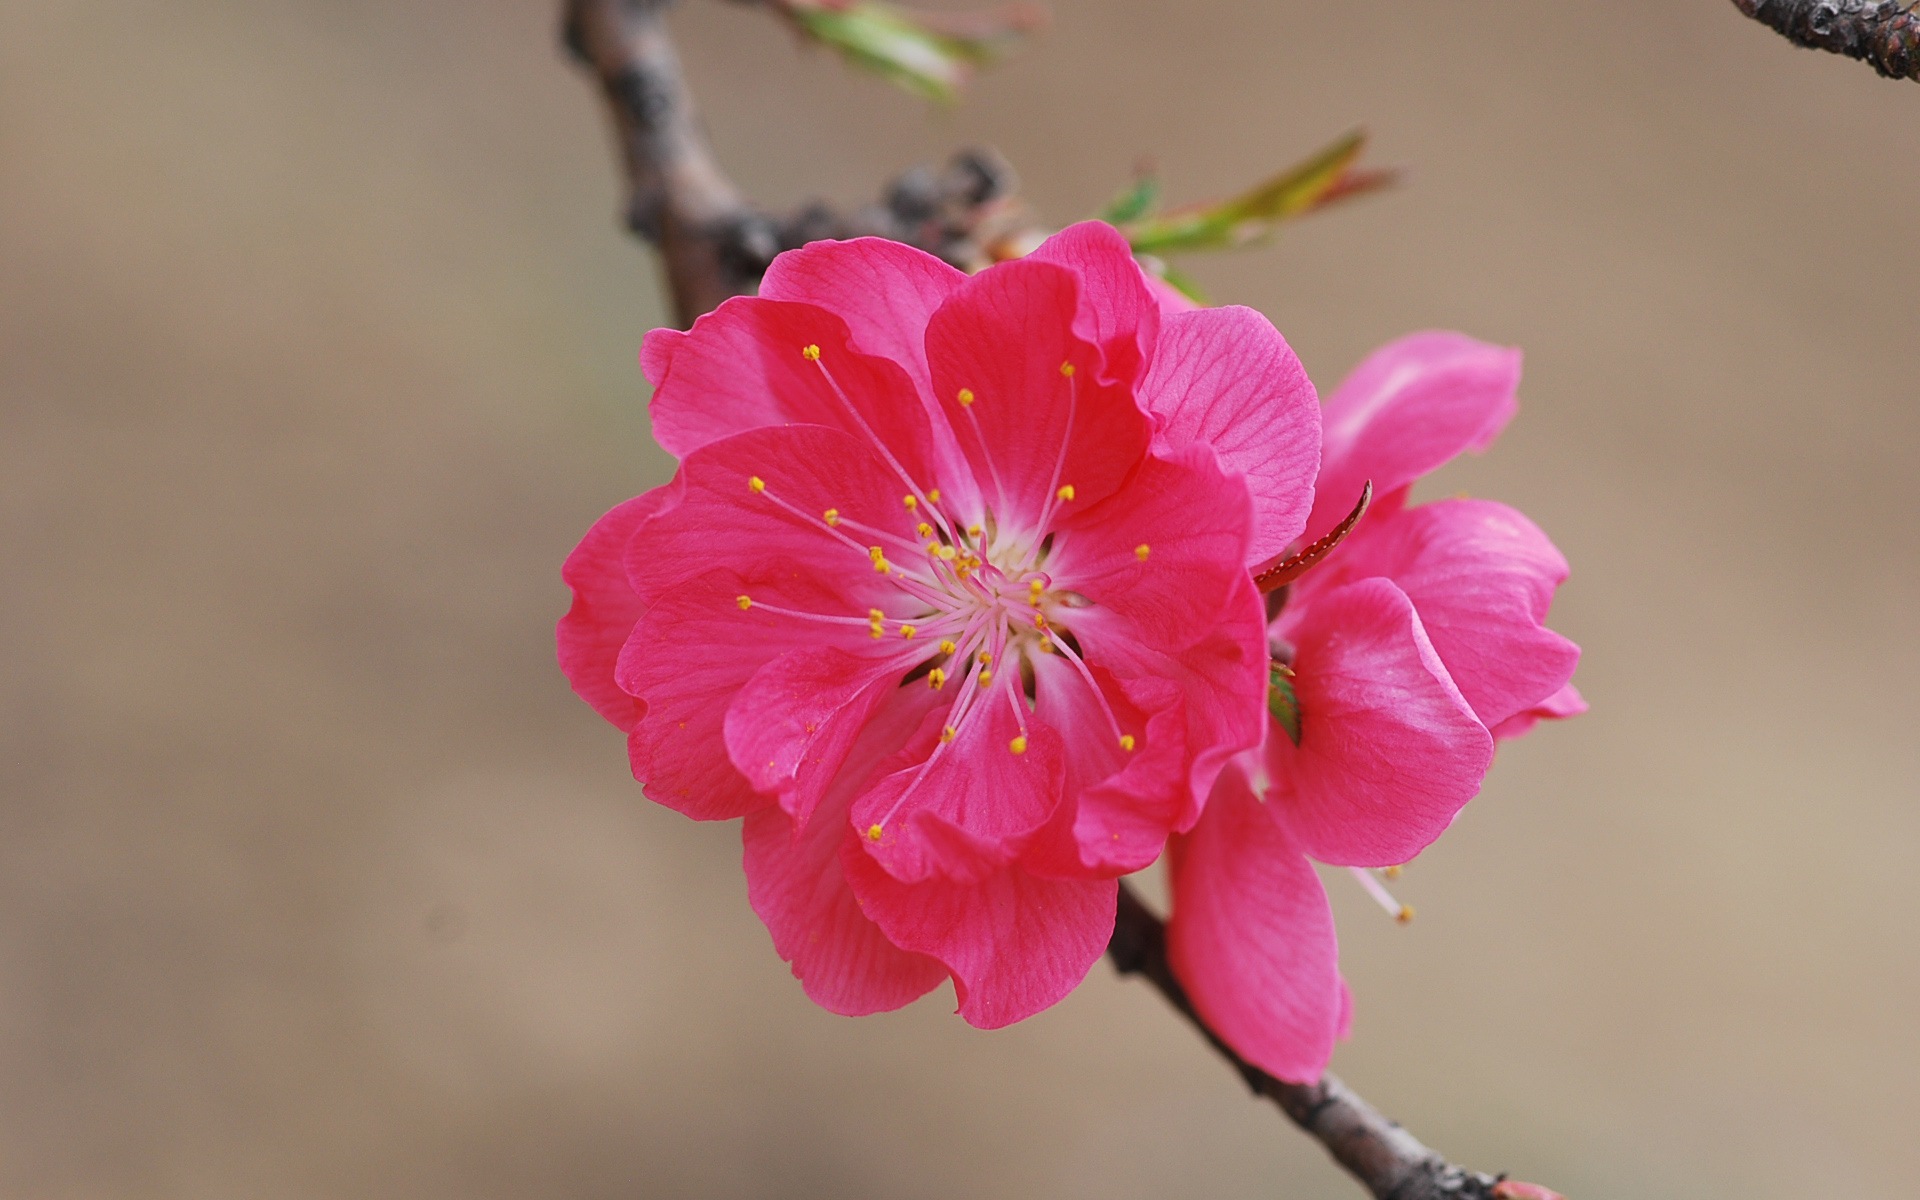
top-left (1268, 661), bottom-right (1302, 746)
top-left (1097, 174), bottom-right (1160, 225)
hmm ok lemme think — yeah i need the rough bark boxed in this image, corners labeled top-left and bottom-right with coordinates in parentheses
top-left (1733, 0), bottom-right (1920, 80)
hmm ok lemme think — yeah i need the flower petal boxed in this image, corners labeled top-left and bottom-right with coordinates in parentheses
top-left (842, 840), bottom-right (1117, 1029)
top-left (1490, 681), bottom-right (1587, 740)
top-left (1049, 444), bottom-right (1253, 655)
top-left (1167, 763), bottom-right (1342, 1084)
top-left (558, 490), bottom-right (671, 732)
top-left (1302, 499), bottom-right (1580, 730)
top-left (726, 647), bottom-right (907, 828)
top-left (852, 683), bottom-right (1065, 883)
top-left (617, 564), bottom-right (874, 821)
top-left (1273, 577), bottom-right (1492, 866)
top-left (742, 682), bottom-right (948, 1015)
top-left (1308, 332), bottom-right (1520, 543)
top-left (625, 424), bottom-right (915, 612)
top-left (926, 258), bottom-right (1151, 533)
top-left (1139, 305), bottom-right (1321, 564)
top-left (643, 296), bottom-right (943, 496)
top-left (1027, 221), bottom-right (1161, 387)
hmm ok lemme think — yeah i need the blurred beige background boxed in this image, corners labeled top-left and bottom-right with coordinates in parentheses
top-left (3, 1), bottom-right (1916, 1196)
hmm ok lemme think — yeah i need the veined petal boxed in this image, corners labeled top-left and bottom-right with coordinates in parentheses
top-left (1027, 221), bottom-right (1161, 387)
top-left (618, 564), bottom-right (876, 821)
top-left (726, 647), bottom-right (906, 828)
top-left (1490, 681), bottom-right (1587, 741)
top-left (1308, 332), bottom-right (1520, 543)
top-left (743, 684), bottom-right (948, 1015)
top-left (626, 425), bottom-right (916, 612)
top-left (1301, 499), bottom-right (1580, 730)
top-left (643, 296), bottom-right (943, 494)
top-left (926, 258), bottom-right (1151, 532)
top-left (558, 490), bottom-right (671, 732)
top-left (1272, 577), bottom-right (1492, 867)
top-left (852, 693), bottom-right (1065, 883)
top-left (1050, 444), bottom-right (1253, 656)
top-left (1139, 306), bottom-right (1321, 564)
top-left (842, 839), bottom-right (1117, 1030)
top-left (1167, 764), bottom-right (1342, 1084)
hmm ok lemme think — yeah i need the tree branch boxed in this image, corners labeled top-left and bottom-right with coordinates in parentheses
top-left (1108, 882), bottom-right (1556, 1200)
top-left (562, 0), bottom-right (1034, 325)
top-left (1732, 0), bottom-right (1920, 80)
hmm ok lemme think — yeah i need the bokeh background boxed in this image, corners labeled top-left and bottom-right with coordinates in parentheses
top-left (4, 1), bottom-right (1917, 1196)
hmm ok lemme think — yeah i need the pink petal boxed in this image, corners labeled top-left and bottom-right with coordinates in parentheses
top-left (1303, 499), bottom-right (1580, 730)
top-left (1027, 221), bottom-right (1160, 386)
top-left (758, 239), bottom-right (978, 509)
top-left (1078, 575), bottom-right (1270, 833)
top-left (557, 490), bottom-right (670, 732)
top-left (725, 647), bottom-right (906, 828)
top-left (1049, 444), bottom-right (1254, 655)
top-left (624, 424), bottom-right (914, 613)
top-left (1272, 578), bottom-right (1493, 867)
top-left (851, 685), bottom-right (1065, 883)
top-left (842, 841), bottom-right (1117, 1029)
top-left (617, 564), bottom-right (874, 821)
top-left (642, 296), bottom-right (943, 497)
top-left (1490, 681), bottom-right (1587, 740)
top-left (1307, 332), bottom-right (1521, 543)
top-left (742, 683), bottom-right (948, 1015)
top-left (1167, 763), bottom-right (1342, 1084)
top-left (1138, 306), bottom-right (1321, 564)
top-left (925, 258), bottom-right (1151, 533)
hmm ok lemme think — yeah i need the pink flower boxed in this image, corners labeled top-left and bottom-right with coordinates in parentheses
top-left (1166, 332), bottom-right (1584, 1082)
top-left (559, 223), bottom-right (1321, 1027)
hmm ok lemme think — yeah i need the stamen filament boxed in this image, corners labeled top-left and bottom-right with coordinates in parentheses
top-left (1348, 866), bottom-right (1415, 924)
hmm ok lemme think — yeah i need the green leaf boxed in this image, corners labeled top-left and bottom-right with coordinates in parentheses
top-left (1119, 129), bottom-right (1395, 257)
top-left (1268, 662), bottom-right (1302, 746)
top-left (1096, 174), bottom-right (1159, 225)
top-left (778, 1), bottom-right (1042, 103)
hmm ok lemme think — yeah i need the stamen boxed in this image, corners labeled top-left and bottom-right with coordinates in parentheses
top-left (824, 508), bottom-right (840, 526)
top-left (939, 640), bottom-right (958, 656)
top-left (928, 489), bottom-right (941, 503)
top-left (1059, 361), bottom-right (1075, 377)
top-left (899, 624), bottom-right (917, 639)
top-left (869, 546), bottom-right (891, 574)
top-left (1135, 543), bottom-right (1151, 561)
top-left (1348, 866), bottom-right (1415, 924)
top-left (1119, 734), bottom-right (1136, 752)
top-left (928, 667), bottom-right (947, 689)
top-left (736, 595), bottom-right (752, 610)
top-left (869, 608), bottom-right (885, 638)
top-left (866, 822), bottom-right (883, 840)
top-left (1008, 735), bottom-right (1028, 755)
top-left (940, 726), bottom-right (957, 743)
top-left (1056, 484), bottom-right (1075, 502)
top-left (748, 475), bottom-right (766, 494)
top-left (1035, 363), bottom-right (1080, 532)
top-left (1042, 627), bottom-right (1131, 751)
top-left (801, 344), bottom-right (822, 361)
top-left (903, 494), bottom-right (918, 511)
top-left (956, 388), bottom-right (974, 407)
top-left (916, 522), bottom-right (934, 540)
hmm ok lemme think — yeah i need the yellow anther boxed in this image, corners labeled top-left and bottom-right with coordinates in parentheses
top-left (1059, 361), bottom-right (1075, 377)
top-left (1135, 543), bottom-right (1151, 561)
top-left (939, 640), bottom-right (958, 656)
top-left (929, 489), bottom-right (941, 503)
top-left (748, 475), bottom-right (766, 494)
top-left (940, 726), bottom-right (957, 743)
top-left (866, 823), bottom-right (883, 841)
top-left (868, 608), bottom-right (886, 639)
top-left (1396, 905), bottom-right (1416, 925)
top-left (1119, 734), bottom-right (1136, 752)
top-left (979, 669), bottom-right (993, 685)
top-left (966, 524), bottom-right (983, 539)
top-left (1009, 735), bottom-right (1028, 754)
top-left (1382, 864), bottom-right (1404, 880)
top-left (900, 624), bottom-right (917, 639)
top-left (1029, 578), bottom-right (1044, 598)
top-left (823, 508), bottom-right (840, 526)
top-left (1056, 484), bottom-right (1076, 502)
top-left (1037, 639), bottom-right (1056, 654)
top-left (957, 388), bottom-right (975, 407)
top-left (868, 546), bottom-right (890, 574)
top-left (917, 522), bottom-right (934, 539)
top-left (903, 494), bottom-right (918, 511)
top-left (978, 651), bottom-right (993, 665)
top-left (1033, 612), bottom-right (1048, 630)
top-left (801, 344), bottom-right (822, 361)
top-left (735, 594), bottom-right (752, 610)
top-left (934, 545), bottom-right (957, 561)
top-left (928, 667), bottom-right (946, 690)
